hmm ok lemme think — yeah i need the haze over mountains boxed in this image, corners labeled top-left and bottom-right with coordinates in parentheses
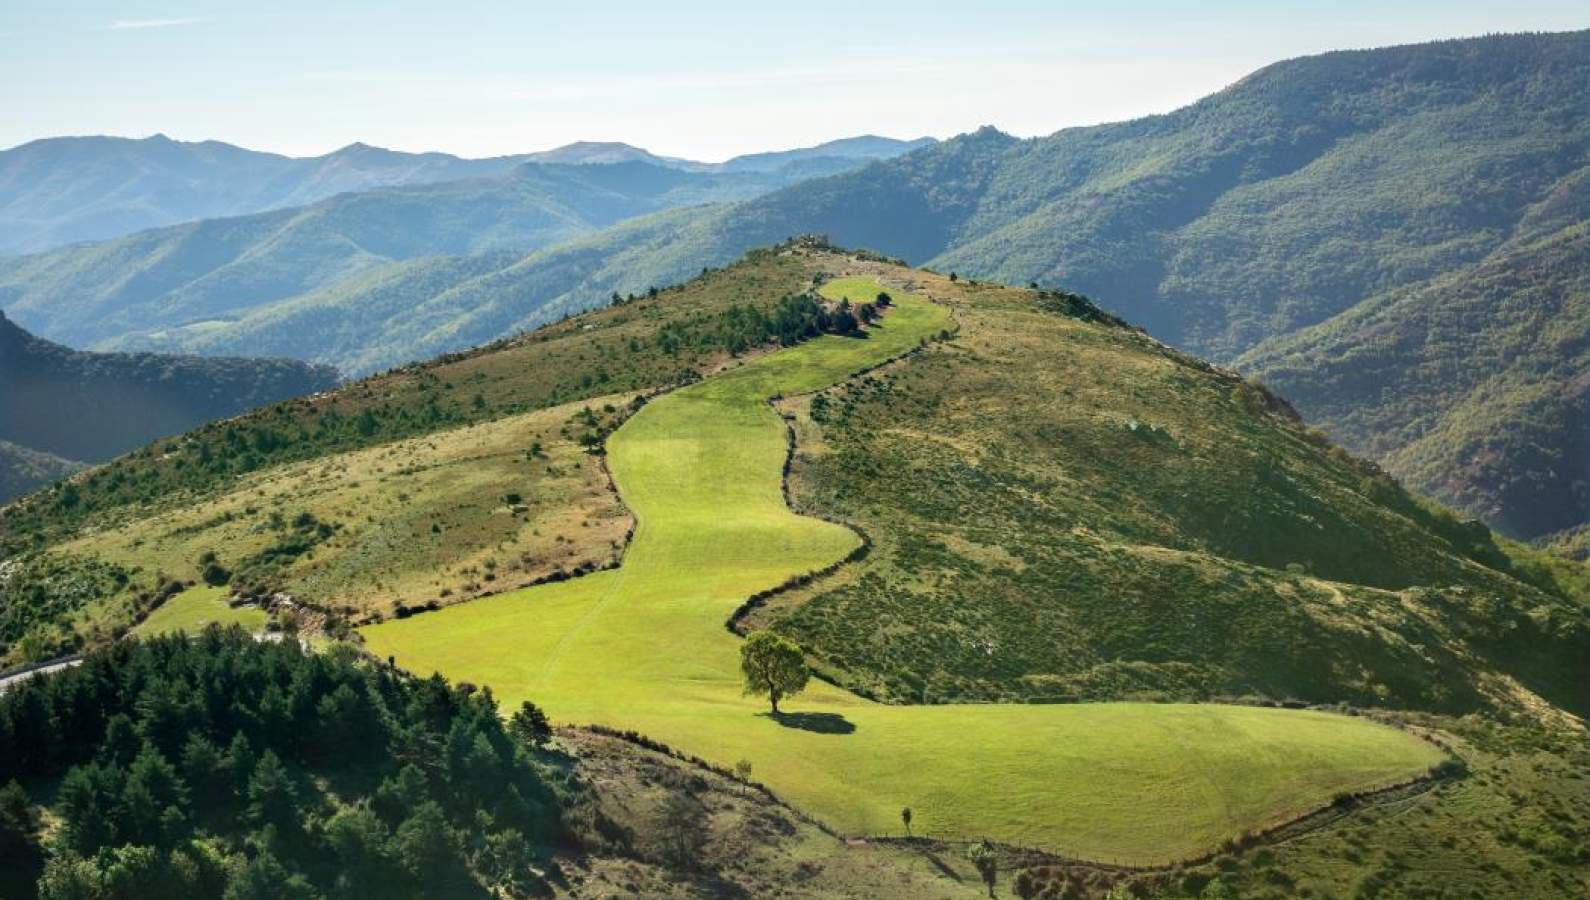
top-left (0, 133), bottom-right (934, 255)
top-left (1, 31), bottom-right (1587, 542)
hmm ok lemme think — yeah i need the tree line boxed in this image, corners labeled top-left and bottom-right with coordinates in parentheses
top-left (0, 628), bottom-right (561, 899)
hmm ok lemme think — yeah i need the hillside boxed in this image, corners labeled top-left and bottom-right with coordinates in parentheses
top-left (0, 243), bottom-right (1585, 895)
top-left (0, 249), bottom-right (826, 660)
top-left (0, 440), bottom-right (81, 504)
top-left (13, 32), bottom-right (1578, 537)
top-left (0, 310), bottom-right (338, 477)
top-left (753, 259), bottom-right (1590, 721)
top-left (95, 27), bottom-right (1573, 539)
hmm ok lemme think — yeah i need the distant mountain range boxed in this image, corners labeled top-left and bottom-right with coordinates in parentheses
top-left (121, 28), bottom-right (1568, 541)
top-left (519, 135), bottom-right (936, 173)
top-left (0, 310), bottom-right (338, 502)
top-left (3, 31), bottom-right (1587, 540)
top-left (0, 158), bottom-right (893, 355)
top-left (0, 133), bottom-right (934, 254)
top-left (0, 135), bottom-right (936, 371)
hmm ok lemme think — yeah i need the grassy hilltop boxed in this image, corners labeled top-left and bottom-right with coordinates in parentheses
top-left (361, 276), bottom-right (1441, 862)
top-left (2, 242), bottom-right (1586, 896)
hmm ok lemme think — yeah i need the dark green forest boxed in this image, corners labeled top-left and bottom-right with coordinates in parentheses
top-left (0, 629), bottom-right (561, 899)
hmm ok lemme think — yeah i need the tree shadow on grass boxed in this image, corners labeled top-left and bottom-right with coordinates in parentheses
top-left (763, 710), bottom-right (857, 734)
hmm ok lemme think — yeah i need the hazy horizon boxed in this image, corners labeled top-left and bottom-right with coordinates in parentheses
top-left (3, 2), bottom-right (1587, 161)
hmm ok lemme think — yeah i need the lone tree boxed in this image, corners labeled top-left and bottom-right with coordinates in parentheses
top-left (901, 806), bottom-right (913, 838)
top-left (739, 632), bottom-right (810, 714)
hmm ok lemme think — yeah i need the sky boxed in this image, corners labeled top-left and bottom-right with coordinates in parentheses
top-left (2, 2), bottom-right (1586, 161)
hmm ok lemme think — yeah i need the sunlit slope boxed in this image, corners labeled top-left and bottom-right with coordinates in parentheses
top-left (132, 585), bottom-right (267, 637)
top-left (362, 280), bottom-right (1441, 863)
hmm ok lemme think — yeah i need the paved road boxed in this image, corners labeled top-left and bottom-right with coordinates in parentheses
top-left (0, 656), bottom-right (83, 693)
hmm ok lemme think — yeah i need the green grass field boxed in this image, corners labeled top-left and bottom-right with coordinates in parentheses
top-left (362, 278), bottom-right (1443, 863)
top-left (133, 585), bottom-right (267, 637)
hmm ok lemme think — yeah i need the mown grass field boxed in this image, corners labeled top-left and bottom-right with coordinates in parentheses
top-left (360, 279), bottom-right (1443, 863)
top-left (132, 585), bottom-right (266, 637)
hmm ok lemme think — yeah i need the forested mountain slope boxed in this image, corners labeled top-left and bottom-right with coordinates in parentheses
top-left (0, 160), bottom-right (854, 355)
top-left (0, 310), bottom-right (337, 476)
top-left (120, 28), bottom-right (1580, 535)
top-left (1241, 220), bottom-right (1590, 539)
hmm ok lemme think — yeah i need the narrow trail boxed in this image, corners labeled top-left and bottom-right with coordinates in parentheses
top-left (361, 278), bottom-right (1443, 864)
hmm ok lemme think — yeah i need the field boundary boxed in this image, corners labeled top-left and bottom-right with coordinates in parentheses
top-left (571, 720), bottom-right (1461, 873)
top-left (726, 293), bottom-right (957, 643)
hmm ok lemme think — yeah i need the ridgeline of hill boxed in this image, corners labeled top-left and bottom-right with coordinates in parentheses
top-left (0, 243), bottom-right (1585, 896)
top-left (0, 311), bottom-right (338, 503)
top-left (18, 31), bottom-right (1576, 539)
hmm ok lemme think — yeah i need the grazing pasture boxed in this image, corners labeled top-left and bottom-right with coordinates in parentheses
top-left (362, 280), bottom-right (1442, 863)
top-left (132, 585), bottom-right (267, 637)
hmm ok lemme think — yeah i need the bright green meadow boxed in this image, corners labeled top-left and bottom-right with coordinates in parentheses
top-left (133, 585), bottom-right (268, 637)
top-left (361, 279), bottom-right (1442, 863)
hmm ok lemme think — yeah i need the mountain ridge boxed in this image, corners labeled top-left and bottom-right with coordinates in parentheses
top-left (4, 30), bottom-right (1587, 537)
top-left (0, 132), bottom-right (936, 255)
top-left (105, 27), bottom-right (1574, 538)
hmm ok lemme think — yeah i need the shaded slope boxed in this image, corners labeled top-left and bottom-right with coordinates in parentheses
top-left (1243, 221), bottom-right (1590, 538)
top-left (0, 440), bottom-right (82, 504)
top-left (0, 310), bottom-right (338, 465)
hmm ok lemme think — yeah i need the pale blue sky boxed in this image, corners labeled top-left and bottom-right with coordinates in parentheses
top-left (3, 2), bottom-right (1585, 160)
